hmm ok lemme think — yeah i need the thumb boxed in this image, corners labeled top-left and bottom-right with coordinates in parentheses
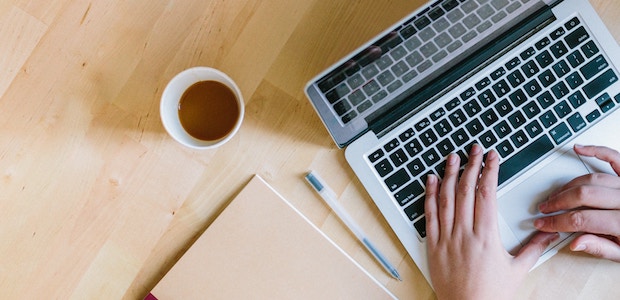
top-left (514, 232), bottom-right (560, 270)
top-left (571, 234), bottom-right (620, 262)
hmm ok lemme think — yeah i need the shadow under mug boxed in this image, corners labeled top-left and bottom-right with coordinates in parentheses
top-left (160, 67), bottom-right (244, 149)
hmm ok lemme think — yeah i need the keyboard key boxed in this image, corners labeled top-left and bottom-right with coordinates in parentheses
top-left (535, 50), bottom-right (554, 68)
top-left (415, 118), bottom-right (431, 131)
top-left (430, 108), bottom-right (447, 121)
top-left (554, 100), bottom-right (572, 118)
top-left (538, 69), bottom-right (556, 88)
top-left (510, 130), bottom-right (529, 148)
top-left (385, 138), bottom-right (400, 152)
top-left (481, 108), bottom-right (499, 126)
top-left (414, 16), bottom-right (431, 30)
top-left (535, 37), bottom-right (551, 50)
top-left (520, 47), bottom-right (536, 60)
top-left (464, 99), bottom-right (482, 117)
top-left (550, 41), bottom-right (568, 59)
top-left (498, 135), bottom-right (554, 185)
top-left (565, 72), bottom-right (584, 89)
top-left (390, 149), bottom-right (409, 167)
top-left (508, 111), bottom-right (526, 128)
top-left (583, 69), bottom-right (618, 99)
top-left (567, 51), bottom-right (585, 68)
top-left (596, 93), bottom-right (616, 113)
top-left (422, 148), bottom-right (441, 166)
top-left (385, 168), bottom-right (410, 192)
top-left (445, 97), bottom-right (461, 111)
top-left (480, 130), bottom-right (498, 148)
top-left (407, 158), bottom-right (425, 177)
top-left (429, 6), bottom-right (445, 21)
top-left (525, 120), bottom-right (543, 138)
top-left (551, 81), bottom-right (569, 99)
top-left (460, 87), bottom-right (477, 101)
top-left (375, 159), bottom-right (393, 177)
top-left (565, 26), bottom-right (589, 49)
top-left (491, 67), bottom-right (507, 81)
top-left (522, 60), bottom-right (539, 78)
top-left (509, 89), bottom-right (528, 107)
top-left (476, 77), bottom-right (492, 91)
top-left (492, 79), bottom-right (510, 98)
top-left (540, 110), bottom-right (558, 128)
top-left (523, 79), bottom-right (542, 97)
top-left (397, 183), bottom-right (424, 211)
top-left (437, 139), bottom-right (455, 156)
top-left (523, 101), bottom-right (541, 118)
top-left (568, 91), bottom-right (587, 109)
top-left (550, 122), bottom-right (572, 144)
top-left (414, 217), bottom-right (426, 238)
top-left (586, 109), bottom-right (601, 122)
top-left (334, 99), bottom-right (351, 116)
top-left (421, 128), bottom-right (438, 146)
top-left (496, 140), bottom-right (515, 158)
top-left (449, 108), bottom-right (467, 126)
top-left (565, 17), bottom-right (580, 30)
top-left (442, 0), bottom-right (459, 11)
top-left (550, 27), bottom-right (566, 40)
top-left (368, 149), bottom-right (384, 163)
top-left (580, 55), bottom-right (609, 80)
top-left (405, 138), bottom-right (424, 157)
top-left (434, 119), bottom-right (452, 137)
top-left (507, 69), bottom-right (525, 88)
top-left (493, 120), bottom-right (511, 139)
top-left (552, 60), bottom-right (570, 77)
top-left (567, 113), bottom-right (586, 132)
top-left (581, 40), bottom-right (599, 58)
top-left (494, 99), bottom-right (513, 117)
top-left (466, 118), bottom-right (484, 136)
top-left (505, 57), bottom-right (521, 70)
top-left (399, 128), bottom-right (415, 142)
top-left (478, 89), bottom-right (496, 107)
top-left (400, 24), bottom-right (417, 39)
top-left (537, 91), bottom-right (555, 109)
top-left (451, 128), bottom-right (469, 146)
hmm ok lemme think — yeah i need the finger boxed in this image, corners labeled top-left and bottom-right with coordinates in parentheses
top-left (535, 210), bottom-right (620, 236)
top-left (547, 173), bottom-right (620, 201)
top-left (474, 150), bottom-right (499, 235)
top-left (514, 232), bottom-right (560, 271)
top-left (574, 144), bottom-right (620, 175)
top-left (455, 144), bottom-right (483, 229)
top-left (439, 154), bottom-right (459, 236)
top-left (425, 174), bottom-right (440, 244)
top-left (540, 183), bottom-right (620, 213)
top-left (570, 234), bottom-right (620, 262)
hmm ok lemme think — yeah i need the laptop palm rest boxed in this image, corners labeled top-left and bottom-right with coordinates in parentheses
top-left (497, 150), bottom-right (589, 255)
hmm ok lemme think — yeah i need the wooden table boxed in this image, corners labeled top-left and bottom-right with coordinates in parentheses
top-left (1, 0), bottom-right (619, 299)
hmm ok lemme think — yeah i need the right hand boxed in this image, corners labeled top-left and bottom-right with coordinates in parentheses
top-left (535, 144), bottom-right (620, 262)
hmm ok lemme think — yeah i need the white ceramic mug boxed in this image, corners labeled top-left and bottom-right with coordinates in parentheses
top-left (160, 67), bottom-right (244, 149)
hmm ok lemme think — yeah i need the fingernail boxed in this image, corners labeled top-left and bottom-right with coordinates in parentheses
top-left (470, 144), bottom-right (482, 155)
top-left (574, 144), bottom-right (584, 149)
top-left (572, 243), bottom-right (586, 252)
top-left (534, 219), bottom-right (545, 229)
top-left (538, 202), bottom-right (547, 212)
top-left (447, 153), bottom-right (458, 165)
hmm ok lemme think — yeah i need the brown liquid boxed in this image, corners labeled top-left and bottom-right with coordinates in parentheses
top-left (178, 80), bottom-right (240, 141)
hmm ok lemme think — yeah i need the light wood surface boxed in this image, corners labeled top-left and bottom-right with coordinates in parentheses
top-left (1, 1), bottom-right (619, 299)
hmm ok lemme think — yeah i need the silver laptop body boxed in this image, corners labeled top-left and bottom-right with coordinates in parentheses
top-left (306, 0), bottom-right (620, 284)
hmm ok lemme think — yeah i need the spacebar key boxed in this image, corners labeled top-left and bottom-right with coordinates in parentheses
top-left (498, 135), bottom-right (555, 185)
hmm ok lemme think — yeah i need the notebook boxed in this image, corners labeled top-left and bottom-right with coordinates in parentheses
top-left (305, 0), bottom-right (620, 285)
top-left (147, 175), bottom-right (396, 299)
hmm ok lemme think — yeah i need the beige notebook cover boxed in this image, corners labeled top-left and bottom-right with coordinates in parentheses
top-left (149, 175), bottom-right (395, 299)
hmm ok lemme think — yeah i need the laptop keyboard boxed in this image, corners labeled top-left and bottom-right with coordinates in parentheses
top-left (316, 0), bottom-right (534, 125)
top-left (366, 16), bottom-right (619, 239)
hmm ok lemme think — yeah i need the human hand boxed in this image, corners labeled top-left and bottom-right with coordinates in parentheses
top-left (425, 144), bottom-right (559, 300)
top-left (535, 144), bottom-right (620, 261)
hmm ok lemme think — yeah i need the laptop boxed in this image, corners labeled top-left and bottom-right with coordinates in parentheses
top-left (305, 0), bottom-right (620, 284)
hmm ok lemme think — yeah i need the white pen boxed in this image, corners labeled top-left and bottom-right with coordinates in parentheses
top-left (305, 171), bottom-right (402, 281)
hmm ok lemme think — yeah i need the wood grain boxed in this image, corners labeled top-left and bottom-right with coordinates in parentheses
top-left (0, 1), bottom-right (618, 299)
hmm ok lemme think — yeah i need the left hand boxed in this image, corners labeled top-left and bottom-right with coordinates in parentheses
top-left (425, 144), bottom-right (560, 300)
